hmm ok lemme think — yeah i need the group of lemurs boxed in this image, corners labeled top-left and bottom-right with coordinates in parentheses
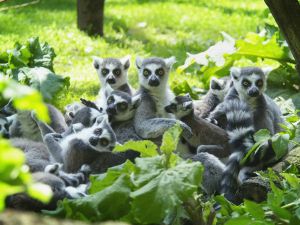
top-left (0, 54), bottom-right (285, 210)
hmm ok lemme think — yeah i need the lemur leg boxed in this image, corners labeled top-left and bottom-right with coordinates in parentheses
top-left (31, 111), bottom-right (56, 136)
top-left (137, 118), bottom-right (192, 139)
top-left (43, 133), bottom-right (64, 163)
top-left (206, 103), bottom-right (226, 125)
top-left (197, 145), bottom-right (230, 158)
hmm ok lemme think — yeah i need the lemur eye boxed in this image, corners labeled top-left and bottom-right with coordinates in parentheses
top-left (256, 79), bottom-right (263, 87)
top-left (4, 123), bottom-right (9, 131)
top-left (94, 128), bottom-right (103, 136)
top-left (170, 103), bottom-right (177, 111)
top-left (155, 68), bottom-right (164, 76)
top-left (242, 79), bottom-right (251, 87)
top-left (117, 102), bottom-right (128, 111)
top-left (113, 68), bottom-right (121, 77)
top-left (99, 137), bottom-right (109, 147)
top-left (143, 69), bottom-right (151, 77)
top-left (101, 68), bottom-right (109, 76)
top-left (89, 137), bottom-right (99, 146)
top-left (107, 97), bottom-right (114, 105)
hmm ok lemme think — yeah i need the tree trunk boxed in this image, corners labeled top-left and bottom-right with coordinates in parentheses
top-left (77, 0), bottom-right (105, 36)
top-left (264, 0), bottom-right (300, 76)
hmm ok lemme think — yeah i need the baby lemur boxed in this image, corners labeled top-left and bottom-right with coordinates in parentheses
top-left (134, 56), bottom-right (192, 141)
top-left (165, 93), bottom-right (230, 158)
top-left (207, 67), bottom-right (284, 203)
top-left (93, 55), bottom-right (133, 109)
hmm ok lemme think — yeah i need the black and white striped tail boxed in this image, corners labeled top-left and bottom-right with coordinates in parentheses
top-left (45, 163), bottom-right (91, 187)
top-left (220, 99), bottom-right (255, 202)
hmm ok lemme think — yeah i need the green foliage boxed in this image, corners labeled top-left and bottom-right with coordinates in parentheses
top-left (216, 169), bottom-right (300, 225)
top-left (45, 125), bottom-right (204, 224)
top-left (0, 37), bottom-right (70, 102)
top-left (0, 136), bottom-right (52, 211)
top-left (0, 77), bottom-right (52, 211)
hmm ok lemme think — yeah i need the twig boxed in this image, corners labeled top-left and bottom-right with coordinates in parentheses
top-left (0, 0), bottom-right (40, 12)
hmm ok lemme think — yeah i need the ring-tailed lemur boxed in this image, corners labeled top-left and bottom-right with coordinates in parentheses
top-left (93, 56), bottom-right (133, 108)
top-left (64, 101), bottom-right (84, 125)
top-left (165, 93), bottom-right (230, 158)
top-left (133, 56), bottom-right (192, 141)
top-left (207, 67), bottom-right (284, 203)
top-left (194, 76), bottom-right (231, 128)
top-left (1, 101), bottom-right (67, 142)
top-left (34, 114), bottom-right (125, 173)
top-left (106, 90), bottom-right (142, 161)
top-left (0, 114), bottom-right (16, 138)
top-left (67, 98), bottom-right (104, 127)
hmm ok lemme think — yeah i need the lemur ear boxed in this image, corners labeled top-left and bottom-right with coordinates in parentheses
top-left (184, 93), bottom-right (191, 99)
top-left (164, 56), bottom-right (176, 70)
top-left (136, 56), bottom-right (143, 70)
top-left (230, 67), bottom-right (241, 80)
top-left (262, 67), bottom-right (273, 77)
top-left (120, 55), bottom-right (131, 70)
top-left (132, 94), bottom-right (141, 109)
top-left (93, 56), bottom-right (103, 70)
top-left (210, 77), bottom-right (222, 90)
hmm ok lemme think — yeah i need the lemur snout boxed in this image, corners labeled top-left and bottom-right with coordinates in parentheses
top-left (148, 76), bottom-right (160, 87)
top-left (107, 77), bottom-right (116, 84)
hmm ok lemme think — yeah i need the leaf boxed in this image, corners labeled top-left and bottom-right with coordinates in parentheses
top-left (281, 173), bottom-right (300, 189)
top-left (160, 123), bottom-right (182, 156)
top-left (0, 78), bottom-right (49, 122)
top-left (271, 133), bottom-right (290, 160)
top-left (244, 199), bottom-right (265, 219)
top-left (89, 160), bottom-right (136, 194)
top-left (27, 37), bottom-right (56, 71)
top-left (225, 215), bottom-right (261, 225)
top-left (171, 80), bottom-right (199, 100)
top-left (235, 32), bottom-right (294, 63)
top-left (130, 160), bottom-right (203, 224)
top-left (12, 67), bottom-right (70, 101)
top-left (45, 175), bottom-right (132, 222)
top-left (113, 140), bottom-right (158, 157)
top-left (254, 129), bottom-right (271, 142)
top-left (27, 183), bottom-right (52, 203)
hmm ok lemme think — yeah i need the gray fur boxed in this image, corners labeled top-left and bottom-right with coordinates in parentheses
top-left (9, 104), bottom-right (67, 142)
top-left (93, 55), bottom-right (133, 108)
top-left (134, 56), bottom-right (192, 141)
top-left (194, 76), bottom-right (231, 123)
top-left (192, 152), bottom-right (225, 195)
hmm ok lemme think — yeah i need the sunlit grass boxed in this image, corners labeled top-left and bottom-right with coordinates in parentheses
top-left (0, 0), bottom-right (268, 109)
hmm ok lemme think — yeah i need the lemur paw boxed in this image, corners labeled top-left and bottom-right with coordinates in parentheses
top-left (79, 164), bottom-right (92, 176)
top-left (205, 117), bottom-right (218, 125)
top-left (50, 133), bottom-right (63, 141)
top-left (180, 122), bottom-right (193, 139)
top-left (45, 163), bottom-right (63, 175)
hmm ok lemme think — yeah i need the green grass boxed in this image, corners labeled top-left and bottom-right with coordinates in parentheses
top-left (0, 0), bottom-right (268, 109)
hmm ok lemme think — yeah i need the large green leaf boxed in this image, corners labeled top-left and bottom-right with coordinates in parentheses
top-left (130, 159), bottom-right (203, 224)
top-left (45, 175), bottom-right (132, 222)
top-left (27, 37), bottom-right (56, 71)
top-left (12, 67), bottom-right (70, 101)
top-left (113, 140), bottom-right (158, 157)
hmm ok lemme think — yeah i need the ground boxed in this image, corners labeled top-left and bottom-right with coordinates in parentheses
top-left (0, 0), bottom-right (267, 109)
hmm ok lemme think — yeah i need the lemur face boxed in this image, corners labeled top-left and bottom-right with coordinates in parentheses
top-left (136, 56), bottom-right (176, 90)
top-left (165, 93), bottom-right (193, 119)
top-left (106, 91), bottom-right (141, 122)
top-left (230, 67), bottom-right (271, 98)
top-left (210, 76), bottom-right (231, 101)
top-left (93, 56), bottom-right (130, 89)
top-left (0, 116), bottom-right (10, 138)
top-left (88, 115), bottom-right (117, 152)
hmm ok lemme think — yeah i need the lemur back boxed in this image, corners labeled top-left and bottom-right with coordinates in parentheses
top-left (207, 67), bottom-right (284, 203)
top-left (93, 56), bottom-right (133, 109)
top-left (134, 56), bottom-right (192, 140)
